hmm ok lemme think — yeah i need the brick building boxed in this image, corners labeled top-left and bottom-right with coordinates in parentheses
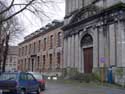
top-left (5, 46), bottom-right (18, 72)
top-left (18, 20), bottom-right (63, 76)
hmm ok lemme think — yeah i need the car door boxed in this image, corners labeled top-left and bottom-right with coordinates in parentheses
top-left (19, 73), bottom-right (30, 91)
top-left (27, 73), bottom-right (38, 92)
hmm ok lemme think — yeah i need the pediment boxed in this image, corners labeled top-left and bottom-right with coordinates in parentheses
top-left (70, 5), bottom-right (102, 24)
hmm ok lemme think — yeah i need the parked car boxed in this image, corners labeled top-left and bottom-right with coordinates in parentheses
top-left (28, 72), bottom-right (46, 91)
top-left (0, 72), bottom-right (41, 94)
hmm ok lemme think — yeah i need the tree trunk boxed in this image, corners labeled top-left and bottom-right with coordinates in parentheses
top-left (2, 34), bottom-right (9, 72)
top-left (0, 38), bottom-right (4, 72)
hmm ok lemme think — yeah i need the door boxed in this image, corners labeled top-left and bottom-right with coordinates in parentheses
top-left (84, 47), bottom-right (93, 73)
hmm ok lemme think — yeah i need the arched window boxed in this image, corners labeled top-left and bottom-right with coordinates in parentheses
top-left (42, 55), bottom-right (46, 71)
top-left (50, 35), bottom-right (53, 49)
top-left (57, 32), bottom-right (62, 47)
top-left (49, 54), bottom-right (52, 70)
top-left (56, 52), bottom-right (61, 70)
top-left (38, 40), bottom-right (41, 51)
top-left (43, 38), bottom-right (47, 50)
top-left (81, 34), bottom-right (93, 47)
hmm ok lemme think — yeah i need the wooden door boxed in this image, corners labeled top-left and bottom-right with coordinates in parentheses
top-left (84, 47), bottom-right (93, 73)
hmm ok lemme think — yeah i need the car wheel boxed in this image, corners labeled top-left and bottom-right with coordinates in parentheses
top-left (20, 89), bottom-right (26, 94)
top-left (36, 87), bottom-right (41, 94)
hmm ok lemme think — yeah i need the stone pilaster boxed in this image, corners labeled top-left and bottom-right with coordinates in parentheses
top-left (116, 21), bottom-right (123, 67)
top-left (98, 27), bottom-right (105, 67)
top-left (63, 38), bottom-right (67, 68)
top-left (109, 24), bottom-right (116, 66)
top-left (121, 21), bottom-right (125, 67)
top-left (93, 28), bottom-right (98, 68)
top-left (75, 34), bottom-right (79, 69)
top-left (78, 32), bottom-right (83, 72)
top-left (70, 35), bottom-right (75, 68)
top-left (67, 37), bottom-right (71, 67)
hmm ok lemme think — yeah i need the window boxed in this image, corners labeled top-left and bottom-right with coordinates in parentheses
top-left (43, 38), bottom-right (47, 50)
top-left (22, 47), bottom-right (24, 56)
top-left (29, 44), bottom-right (31, 54)
top-left (38, 40), bottom-right (41, 51)
top-left (33, 42), bottom-right (36, 53)
top-left (43, 55), bottom-right (46, 70)
top-left (20, 73), bottom-right (27, 80)
top-left (28, 58), bottom-right (30, 70)
top-left (19, 48), bottom-right (21, 56)
top-left (10, 56), bottom-right (12, 63)
top-left (24, 59), bottom-right (27, 71)
top-left (57, 52), bottom-right (61, 70)
top-left (57, 32), bottom-right (62, 47)
top-left (49, 54), bottom-right (52, 70)
top-left (27, 74), bottom-right (34, 80)
top-left (50, 35), bottom-right (53, 49)
top-left (37, 56), bottom-right (40, 70)
top-left (25, 46), bottom-right (27, 55)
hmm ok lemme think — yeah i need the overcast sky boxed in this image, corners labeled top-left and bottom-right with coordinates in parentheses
top-left (19, 0), bottom-right (65, 36)
top-left (8, 0), bottom-right (65, 45)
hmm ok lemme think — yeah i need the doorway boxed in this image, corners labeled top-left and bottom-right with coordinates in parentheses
top-left (83, 47), bottom-right (93, 73)
top-left (81, 33), bottom-right (93, 73)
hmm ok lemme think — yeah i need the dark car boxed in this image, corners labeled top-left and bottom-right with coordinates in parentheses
top-left (0, 72), bottom-right (41, 94)
top-left (29, 72), bottom-right (46, 91)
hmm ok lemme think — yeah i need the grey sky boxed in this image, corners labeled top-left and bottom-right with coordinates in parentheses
top-left (8, 0), bottom-right (65, 45)
top-left (19, 0), bottom-right (65, 36)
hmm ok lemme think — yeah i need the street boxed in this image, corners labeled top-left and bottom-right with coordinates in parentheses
top-left (40, 80), bottom-right (125, 94)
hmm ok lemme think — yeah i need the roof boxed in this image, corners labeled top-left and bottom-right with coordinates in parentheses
top-left (19, 20), bottom-right (64, 45)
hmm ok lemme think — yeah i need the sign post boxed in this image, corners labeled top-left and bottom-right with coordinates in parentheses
top-left (100, 57), bottom-right (106, 83)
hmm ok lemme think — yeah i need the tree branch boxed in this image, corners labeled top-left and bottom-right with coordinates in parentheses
top-left (0, 0), bottom-right (35, 23)
top-left (0, 0), bottom-right (15, 15)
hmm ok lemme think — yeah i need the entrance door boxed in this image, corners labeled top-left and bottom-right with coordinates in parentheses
top-left (84, 47), bottom-right (93, 73)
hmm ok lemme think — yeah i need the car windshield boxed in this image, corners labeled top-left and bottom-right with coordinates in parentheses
top-left (0, 73), bottom-right (17, 80)
top-left (32, 73), bottom-right (43, 80)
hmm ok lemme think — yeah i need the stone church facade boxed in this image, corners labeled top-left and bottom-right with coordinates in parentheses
top-left (62, 0), bottom-right (125, 85)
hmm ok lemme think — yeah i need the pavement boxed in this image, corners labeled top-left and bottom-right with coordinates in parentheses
top-left (40, 80), bottom-right (125, 94)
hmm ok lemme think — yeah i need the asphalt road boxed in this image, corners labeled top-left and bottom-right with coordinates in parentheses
top-left (40, 80), bottom-right (125, 94)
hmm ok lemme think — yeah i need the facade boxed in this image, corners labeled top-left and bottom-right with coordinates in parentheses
top-left (5, 46), bottom-right (18, 72)
top-left (18, 21), bottom-right (63, 76)
top-left (63, 0), bottom-right (125, 85)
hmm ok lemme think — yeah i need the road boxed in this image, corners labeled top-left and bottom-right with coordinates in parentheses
top-left (40, 80), bottom-right (125, 94)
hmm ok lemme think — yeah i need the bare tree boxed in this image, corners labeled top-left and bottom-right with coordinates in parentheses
top-left (0, 0), bottom-right (61, 23)
top-left (0, 0), bottom-right (63, 72)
